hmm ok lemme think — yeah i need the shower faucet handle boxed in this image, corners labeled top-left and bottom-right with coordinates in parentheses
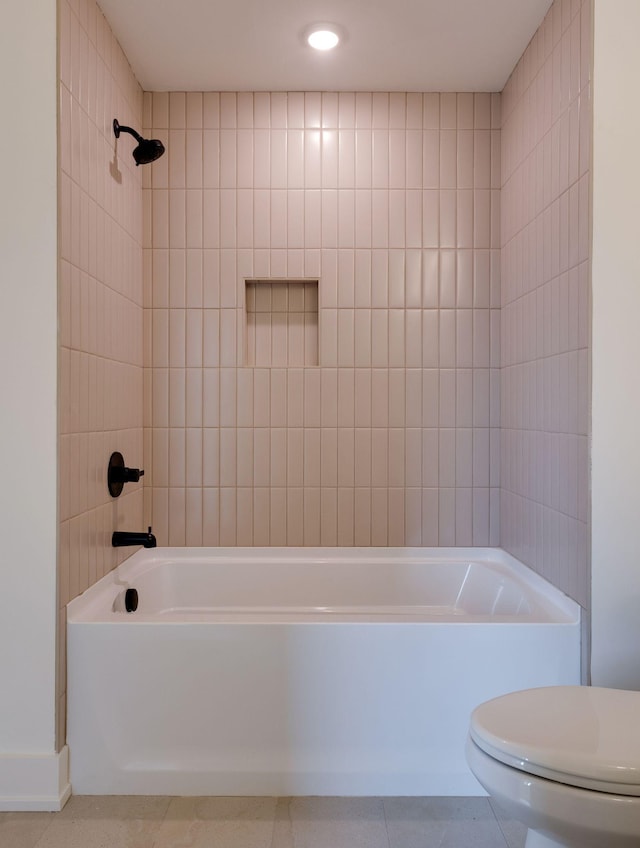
top-left (120, 466), bottom-right (144, 483)
top-left (108, 451), bottom-right (145, 498)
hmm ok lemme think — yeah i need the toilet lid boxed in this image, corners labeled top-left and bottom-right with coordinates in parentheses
top-left (470, 686), bottom-right (640, 796)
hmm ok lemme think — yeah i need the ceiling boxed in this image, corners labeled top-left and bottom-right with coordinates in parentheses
top-left (97, 0), bottom-right (552, 93)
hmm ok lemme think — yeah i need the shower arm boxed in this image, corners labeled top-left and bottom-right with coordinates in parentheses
top-left (113, 119), bottom-right (142, 143)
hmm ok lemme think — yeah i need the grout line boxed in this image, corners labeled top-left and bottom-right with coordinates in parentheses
top-left (487, 797), bottom-right (523, 848)
top-left (381, 798), bottom-right (393, 848)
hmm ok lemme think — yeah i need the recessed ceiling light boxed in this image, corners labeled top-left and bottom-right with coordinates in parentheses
top-left (307, 26), bottom-right (340, 51)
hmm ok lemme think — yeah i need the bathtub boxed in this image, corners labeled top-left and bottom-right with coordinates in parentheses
top-left (67, 547), bottom-right (580, 796)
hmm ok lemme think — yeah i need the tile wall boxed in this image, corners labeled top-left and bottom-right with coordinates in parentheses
top-left (58, 0), bottom-right (144, 746)
top-left (142, 91), bottom-right (502, 547)
top-left (500, 0), bottom-right (591, 606)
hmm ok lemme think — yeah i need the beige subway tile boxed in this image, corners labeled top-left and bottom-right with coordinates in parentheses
top-left (303, 487), bottom-right (321, 545)
top-left (287, 486), bottom-right (304, 545)
top-left (320, 487), bottom-right (337, 545)
top-left (219, 486), bottom-right (237, 545)
top-left (253, 488), bottom-right (270, 545)
top-left (337, 488), bottom-right (355, 545)
top-left (236, 487), bottom-right (253, 545)
top-left (337, 428), bottom-right (355, 487)
top-left (202, 487), bottom-right (219, 545)
top-left (270, 487), bottom-right (287, 544)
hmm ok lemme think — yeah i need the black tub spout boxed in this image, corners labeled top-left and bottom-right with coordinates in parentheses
top-left (112, 527), bottom-right (156, 548)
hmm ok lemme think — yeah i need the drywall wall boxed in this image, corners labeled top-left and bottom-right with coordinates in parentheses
top-left (0, 0), bottom-right (68, 810)
top-left (591, 0), bottom-right (640, 688)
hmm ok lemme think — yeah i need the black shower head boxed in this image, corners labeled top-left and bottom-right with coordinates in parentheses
top-left (132, 137), bottom-right (166, 166)
top-left (113, 119), bottom-right (165, 166)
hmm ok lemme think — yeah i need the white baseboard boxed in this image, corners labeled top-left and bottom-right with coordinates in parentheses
top-left (0, 746), bottom-right (70, 811)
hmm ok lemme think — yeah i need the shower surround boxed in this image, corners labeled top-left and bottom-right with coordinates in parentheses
top-left (500, 0), bottom-right (591, 608)
top-left (58, 0), bottom-right (145, 749)
top-left (142, 91), bottom-right (502, 548)
top-left (57, 0), bottom-right (591, 760)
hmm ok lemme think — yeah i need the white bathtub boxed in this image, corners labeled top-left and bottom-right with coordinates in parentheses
top-left (67, 547), bottom-right (580, 796)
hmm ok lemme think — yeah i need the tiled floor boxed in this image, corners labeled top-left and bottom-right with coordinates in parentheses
top-left (1, 796), bottom-right (527, 848)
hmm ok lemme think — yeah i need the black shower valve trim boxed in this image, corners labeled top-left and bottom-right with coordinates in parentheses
top-left (108, 451), bottom-right (144, 498)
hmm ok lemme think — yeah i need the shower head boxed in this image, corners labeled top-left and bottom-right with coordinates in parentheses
top-left (113, 119), bottom-right (165, 166)
top-left (131, 136), bottom-right (166, 166)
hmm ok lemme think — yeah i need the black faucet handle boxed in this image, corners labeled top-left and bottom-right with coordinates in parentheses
top-left (108, 452), bottom-right (145, 497)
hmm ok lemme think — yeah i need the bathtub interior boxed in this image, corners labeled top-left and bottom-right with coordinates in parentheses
top-left (70, 547), bottom-right (579, 624)
top-left (113, 560), bottom-right (528, 617)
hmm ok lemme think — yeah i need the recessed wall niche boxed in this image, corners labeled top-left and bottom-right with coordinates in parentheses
top-left (245, 280), bottom-right (319, 367)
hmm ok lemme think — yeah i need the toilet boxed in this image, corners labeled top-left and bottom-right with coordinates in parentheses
top-left (466, 686), bottom-right (640, 848)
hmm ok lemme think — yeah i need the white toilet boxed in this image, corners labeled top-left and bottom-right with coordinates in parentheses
top-left (466, 686), bottom-right (640, 848)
